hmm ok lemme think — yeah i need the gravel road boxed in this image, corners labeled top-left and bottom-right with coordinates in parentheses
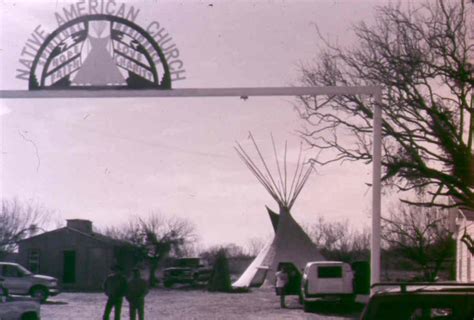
top-left (41, 287), bottom-right (361, 320)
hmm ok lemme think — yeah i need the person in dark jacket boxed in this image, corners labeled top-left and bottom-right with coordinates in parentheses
top-left (102, 265), bottom-right (128, 320)
top-left (126, 268), bottom-right (149, 320)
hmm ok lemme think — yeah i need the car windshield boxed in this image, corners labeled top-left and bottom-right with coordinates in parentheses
top-left (15, 265), bottom-right (33, 276)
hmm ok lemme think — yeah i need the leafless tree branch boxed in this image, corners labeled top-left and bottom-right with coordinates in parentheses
top-left (298, 0), bottom-right (474, 209)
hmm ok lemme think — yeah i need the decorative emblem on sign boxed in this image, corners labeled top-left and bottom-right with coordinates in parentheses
top-left (16, 1), bottom-right (186, 90)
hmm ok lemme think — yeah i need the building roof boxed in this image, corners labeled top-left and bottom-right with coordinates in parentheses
top-left (18, 226), bottom-right (132, 247)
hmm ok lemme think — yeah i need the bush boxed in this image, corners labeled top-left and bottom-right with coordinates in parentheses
top-left (207, 249), bottom-right (232, 292)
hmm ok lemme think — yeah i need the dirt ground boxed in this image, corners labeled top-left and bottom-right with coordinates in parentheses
top-left (41, 287), bottom-right (361, 320)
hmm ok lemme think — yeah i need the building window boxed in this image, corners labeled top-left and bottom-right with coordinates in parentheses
top-left (28, 249), bottom-right (40, 273)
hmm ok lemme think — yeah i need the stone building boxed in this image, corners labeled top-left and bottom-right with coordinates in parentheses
top-left (17, 219), bottom-right (138, 290)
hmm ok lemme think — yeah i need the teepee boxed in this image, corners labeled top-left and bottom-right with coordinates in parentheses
top-left (232, 134), bottom-right (325, 288)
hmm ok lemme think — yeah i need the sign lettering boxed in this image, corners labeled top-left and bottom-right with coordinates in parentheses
top-left (16, 0), bottom-right (186, 90)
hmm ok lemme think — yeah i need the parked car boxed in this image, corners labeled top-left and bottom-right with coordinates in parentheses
top-left (301, 261), bottom-right (355, 311)
top-left (0, 280), bottom-right (41, 320)
top-left (0, 262), bottom-right (60, 302)
top-left (360, 282), bottom-right (474, 320)
top-left (162, 258), bottom-right (212, 288)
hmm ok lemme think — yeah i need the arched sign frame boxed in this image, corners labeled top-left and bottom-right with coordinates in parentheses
top-left (28, 14), bottom-right (172, 90)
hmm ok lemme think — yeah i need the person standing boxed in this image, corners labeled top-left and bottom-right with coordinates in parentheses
top-left (275, 267), bottom-right (289, 308)
top-left (126, 268), bottom-right (149, 320)
top-left (103, 265), bottom-right (128, 320)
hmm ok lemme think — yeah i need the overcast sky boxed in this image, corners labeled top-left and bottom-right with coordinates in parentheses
top-left (1, 0), bottom-right (394, 249)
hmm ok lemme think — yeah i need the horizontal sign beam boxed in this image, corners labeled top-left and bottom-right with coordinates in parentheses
top-left (0, 86), bottom-right (380, 99)
top-left (0, 84), bottom-right (384, 291)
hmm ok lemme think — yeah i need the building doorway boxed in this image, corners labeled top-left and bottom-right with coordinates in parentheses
top-left (63, 250), bottom-right (76, 283)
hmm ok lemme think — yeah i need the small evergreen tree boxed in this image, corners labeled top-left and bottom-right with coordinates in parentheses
top-left (207, 249), bottom-right (232, 292)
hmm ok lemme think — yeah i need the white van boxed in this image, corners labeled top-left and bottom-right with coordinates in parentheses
top-left (301, 261), bottom-right (354, 311)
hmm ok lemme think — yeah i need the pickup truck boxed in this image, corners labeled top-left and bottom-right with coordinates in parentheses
top-left (162, 258), bottom-right (212, 288)
top-left (0, 281), bottom-right (41, 320)
top-left (0, 262), bottom-right (60, 302)
top-left (361, 282), bottom-right (474, 319)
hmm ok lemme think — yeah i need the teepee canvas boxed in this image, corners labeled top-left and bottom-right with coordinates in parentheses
top-left (232, 134), bottom-right (325, 288)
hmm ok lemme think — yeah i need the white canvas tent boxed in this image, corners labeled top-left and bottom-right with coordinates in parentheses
top-left (232, 135), bottom-right (325, 288)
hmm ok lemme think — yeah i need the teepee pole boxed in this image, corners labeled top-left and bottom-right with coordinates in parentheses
top-left (235, 145), bottom-right (280, 202)
top-left (270, 134), bottom-right (287, 204)
top-left (288, 165), bottom-right (312, 209)
top-left (236, 134), bottom-right (313, 212)
top-left (286, 142), bottom-right (304, 206)
top-left (288, 156), bottom-right (308, 208)
top-left (248, 133), bottom-right (286, 204)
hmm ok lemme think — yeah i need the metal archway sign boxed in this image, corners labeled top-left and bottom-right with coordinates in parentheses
top-left (27, 14), bottom-right (171, 90)
top-left (2, 0), bottom-right (383, 294)
top-left (0, 85), bottom-right (383, 291)
top-left (15, 0), bottom-right (186, 91)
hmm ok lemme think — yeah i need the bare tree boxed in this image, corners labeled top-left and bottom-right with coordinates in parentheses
top-left (382, 201), bottom-right (455, 281)
top-left (307, 217), bottom-right (370, 262)
top-left (200, 243), bottom-right (248, 264)
top-left (245, 237), bottom-right (266, 257)
top-left (105, 213), bottom-right (197, 286)
top-left (298, 0), bottom-right (474, 209)
top-left (0, 198), bottom-right (52, 256)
